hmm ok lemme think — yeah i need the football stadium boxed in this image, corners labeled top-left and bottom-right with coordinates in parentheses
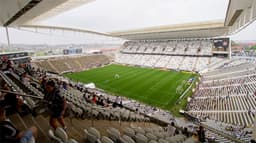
top-left (0, 0), bottom-right (256, 143)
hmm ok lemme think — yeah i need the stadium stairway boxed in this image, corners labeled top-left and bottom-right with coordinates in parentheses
top-left (207, 59), bottom-right (229, 72)
top-left (192, 57), bottom-right (199, 71)
top-left (48, 60), bottom-right (60, 73)
top-left (74, 60), bottom-right (83, 70)
top-left (7, 112), bottom-right (158, 143)
top-left (8, 113), bottom-right (51, 142)
top-left (178, 56), bottom-right (185, 70)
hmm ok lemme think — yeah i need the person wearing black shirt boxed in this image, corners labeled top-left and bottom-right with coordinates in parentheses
top-left (0, 83), bottom-right (24, 113)
top-left (182, 127), bottom-right (190, 137)
top-left (44, 80), bottom-right (67, 130)
top-left (0, 107), bottom-right (37, 143)
top-left (197, 125), bottom-right (206, 142)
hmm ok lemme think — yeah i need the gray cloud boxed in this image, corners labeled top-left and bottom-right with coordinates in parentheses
top-left (40, 0), bottom-right (229, 32)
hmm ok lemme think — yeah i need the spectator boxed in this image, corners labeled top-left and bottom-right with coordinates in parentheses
top-left (106, 97), bottom-right (111, 104)
top-left (21, 72), bottom-right (30, 84)
top-left (119, 97), bottom-right (123, 108)
top-left (113, 96), bottom-right (121, 108)
top-left (44, 80), bottom-right (67, 130)
top-left (62, 82), bottom-right (67, 90)
top-left (182, 127), bottom-right (190, 137)
top-left (0, 107), bottom-right (38, 143)
top-left (197, 125), bottom-right (206, 142)
top-left (40, 76), bottom-right (47, 93)
top-left (175, 128), bottom-right (180, 135)
top-left (86, 95), bottom-right (91, 103)
top-left (0, 83), bottom-right (23, 113)
top-left (98, 99), bottom-right (105, 107)
top-left (92, 94), bottom-right (97, 104)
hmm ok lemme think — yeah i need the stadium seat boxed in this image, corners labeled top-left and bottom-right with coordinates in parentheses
top-left (48, 129), bottom-right (62, 143)
top-left (159, 139), bottom-right (169, 143)
top-left (107, 127), bottom-right (121, 142)
top-left (135, 133), bottom-right (148, 143)
top-left (145, 132), bottom-right (157, 140)
top-left (101, 136), bottom-right (114, 143)
top-left (55, 127), bottom-right (68, 143)
top-left (148, 140), bottom-right (158, 143)
top-left (68, 139), bottom-right (78, 143)
top-left (84, 128), bottom-right (101, 143)
top-left (123, 127), bottom-right (135, 138)
top-left (121, 135), bottom-right (136, 143)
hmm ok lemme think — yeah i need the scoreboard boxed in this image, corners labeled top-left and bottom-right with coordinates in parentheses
top-left (213, 38), bottom-right (230, 51)
top-left (63, 48), bottom-right (82, 55)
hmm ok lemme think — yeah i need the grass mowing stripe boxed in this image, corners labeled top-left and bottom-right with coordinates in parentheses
top-left (64, 64), bottom-right (197, 114)
top-left (101, 67), bottom-right (148, 86)
top-left (86, 65), bottom-right (144, 84)
top-left (117, 69), bottom-right (159, 92)
top-left (105, 68), bottom-right (150, 87)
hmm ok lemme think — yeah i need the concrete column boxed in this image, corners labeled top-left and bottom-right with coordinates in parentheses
top-left (229, 38), bottom-right (232, 59)
top-left (5, 27), bottom-right (11, 48)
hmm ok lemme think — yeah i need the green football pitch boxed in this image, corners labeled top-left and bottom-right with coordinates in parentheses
top-left (65, 64), bottom-right (196, 110)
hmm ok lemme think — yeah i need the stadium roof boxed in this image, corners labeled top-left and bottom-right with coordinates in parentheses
top-left (111, 0), bottom-right (256, 40)
top-left (225, 0), bottom-right (256, 34)
top-left (110, 21), bottom-right (229, 40)
top-left (0, 0), bottom-right (94, 26)
top-left (0, 0), bottom-right (256, 40)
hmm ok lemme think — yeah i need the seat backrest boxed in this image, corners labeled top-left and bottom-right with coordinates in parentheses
top-left (123, 128), bottom-right (135, 137)
top-left (109, 127), bottom-right (121, 136)
top-left (145, 133), bottom-right (157, 140)
top-left (183, 137), bottom-right (195, 143)
top-left (134, 127), bottom-right (145, 135)
top-left (101, 136), bottom-right (114, 143)
top-left (154, 132), bottom-right (164, 139)
top-left (122, 135), bottom-right (135, 143)
top-left (87, 132), bottom-right (98, 143)
top-left (119, 137), bottom-right (128, 143)
top-left (68, 138), bottom-right (78, 143)
top-left (55, 127), bottom-right (68, 143)
top-left (165, 136), bottom-right (176, 143)
top-left (107, 127), bottom-right (121, 141)
top-left (88, 127), bottom-right (101, 138)
top-left (148, 140), bottom-right (158, 143)
top-left (48, 129), bottom-right (56, 139)
top-left (159, 139), bottom-right (169, 143)
top-left (144, 128), bottom-right (153, 133)
top-left (135, 133), bottom-right (148, 143)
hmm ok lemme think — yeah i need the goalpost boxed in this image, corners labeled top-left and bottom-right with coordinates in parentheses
top-left (176, 80), bottom-right (186, 95)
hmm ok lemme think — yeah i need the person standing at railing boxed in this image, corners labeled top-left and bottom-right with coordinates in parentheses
top-left (44, 80), bottom-right (67, 131)
top-left (0, 83), bottom-right (24, 113)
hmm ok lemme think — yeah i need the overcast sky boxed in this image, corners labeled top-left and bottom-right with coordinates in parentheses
top-left (39, 0), bottom-right (229, 32)
top-left (0, 0), bottom-right (256, 44)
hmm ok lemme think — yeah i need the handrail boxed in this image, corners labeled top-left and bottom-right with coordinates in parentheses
top-left (184, 112), bottom-right (245, 143)
top-left (0, 89), bottom-right (43, 99)
top-left (176, 79), bottom-right (196, 103)
top-left (201, 123), bottom-right (245, 143)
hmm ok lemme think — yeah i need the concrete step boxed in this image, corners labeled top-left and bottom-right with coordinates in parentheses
top-left (23, 114), bottom-right (51, 143)
top-left (70, 118), bottom-right (159, 137)
top-left (64, 118), bottom-right (85, 142)
top-left (8, 113), bottom-right (27, 131)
